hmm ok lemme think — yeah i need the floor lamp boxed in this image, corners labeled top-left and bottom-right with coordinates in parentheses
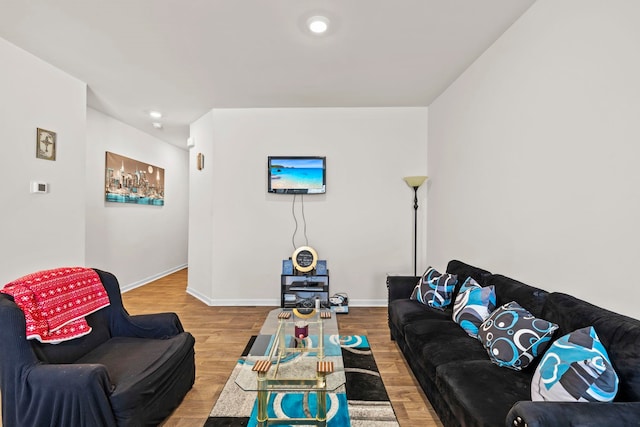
top-left (403, 176), bottom-right (428, 277)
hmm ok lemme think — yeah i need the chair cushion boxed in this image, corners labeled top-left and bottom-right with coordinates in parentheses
top-left (76, 333), bottom-right (195, 425)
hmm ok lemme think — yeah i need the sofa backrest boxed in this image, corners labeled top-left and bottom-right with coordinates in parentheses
top-left (484, 274), bottom-right (549, 318)
top-left (29, 269), bottom-right (124, 364)
top-left (30, 308), bottom-right (113, 364)
top-left (446, 259), bottom-right (492, 301)
top-left (541, 292), bottom-right (640, 402)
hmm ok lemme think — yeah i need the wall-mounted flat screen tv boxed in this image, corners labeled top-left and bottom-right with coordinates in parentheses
top-left (268, 156), bottom-right (326, 194)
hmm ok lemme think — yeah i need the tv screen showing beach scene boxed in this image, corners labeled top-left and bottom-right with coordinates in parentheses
top-left (268, 156), bottom-right (326, 194)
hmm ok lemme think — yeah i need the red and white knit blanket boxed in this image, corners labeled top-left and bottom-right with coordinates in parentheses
top-left (1, 267), bottom-right (111, 343)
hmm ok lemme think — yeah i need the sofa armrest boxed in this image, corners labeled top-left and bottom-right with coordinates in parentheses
top-left (387, 275), bottom-right (418, 302)
top-left (111, 312), bottom-right (185, 339)
top-left (507, 401), bottom-right (640, 427)
top-left (11, 364), bottom-right (117, 426)
top-left (92, 269), bottom-right (185, 339)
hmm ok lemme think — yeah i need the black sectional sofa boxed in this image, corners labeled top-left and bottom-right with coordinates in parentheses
top-left (387, 260), bottom-right (640, 427)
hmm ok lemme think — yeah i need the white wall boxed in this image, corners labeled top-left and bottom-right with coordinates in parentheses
top-left (428, 0), bottom-right (640, 318)
top-left (188, 108), bottom-right (428, 306)
top-left (186, 111), bottom-right (216, 303)
top-left (0, 38), bottom-right (86, 284)
top-left (85, 108), bottom-right (189, 289)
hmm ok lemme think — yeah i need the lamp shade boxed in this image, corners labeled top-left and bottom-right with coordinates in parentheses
top-left (403, 176), bottom-right (428, 188)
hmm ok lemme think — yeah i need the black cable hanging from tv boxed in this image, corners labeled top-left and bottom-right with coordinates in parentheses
top-left (291, 194), bottom-right (309, 250)
top-left (301, 195), bottom-right (309, 246)
top-left (291, 194), bottom-right (299, 250)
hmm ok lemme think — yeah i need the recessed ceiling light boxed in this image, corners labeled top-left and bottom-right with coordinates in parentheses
top-left (152, 122), bottom-right (163, 129)
top-left (307, 16), bottom-right (329, 34)
top-left (149, 111), bottom-right (163, 119)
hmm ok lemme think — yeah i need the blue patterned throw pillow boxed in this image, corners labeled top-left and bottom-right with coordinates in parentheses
top-left (410, 266), bottom-right (457, 310)
top-left (531, 326), bottom-right (618, 402)
top-left (452, 277), bottom-right (496, 338)
top-left (478, 301), bottom-right (558, 370)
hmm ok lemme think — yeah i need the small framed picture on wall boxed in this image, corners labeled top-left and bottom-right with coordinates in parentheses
top-left (36, 128), bottom-right (56, 161)
top-left (197, 153), bottom-right (205, 170)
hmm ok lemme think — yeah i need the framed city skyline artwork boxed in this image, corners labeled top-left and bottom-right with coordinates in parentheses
top-left (104, 151), bottom-right (165, 206)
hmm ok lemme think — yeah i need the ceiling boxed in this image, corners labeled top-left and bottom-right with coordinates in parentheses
top-left (0, 0), bottom-right (536, 149)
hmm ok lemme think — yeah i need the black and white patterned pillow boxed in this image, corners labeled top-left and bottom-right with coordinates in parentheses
top-left (478, 301), bottom-right (558, 370)
top-left (410, 266), bottom-right (457, 310)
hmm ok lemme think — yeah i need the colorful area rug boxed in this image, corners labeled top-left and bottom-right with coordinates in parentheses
top-left (204, 334), bottom-right (399, 426)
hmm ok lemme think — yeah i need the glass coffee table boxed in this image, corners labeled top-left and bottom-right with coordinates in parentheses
top-left (235, 308), bottom-right (346, 426)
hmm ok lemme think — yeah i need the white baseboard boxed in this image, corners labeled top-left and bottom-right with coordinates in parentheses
top-left (120, 264), bottom-right (188, 293)
top-left (349, 299), bottom-right (388, 307)
top-left (183, 293), bottom-right (387, 308)
top-left (185, 287), bottom-right (214, 305)
top-left (209, 298), bottom-right (280, 306)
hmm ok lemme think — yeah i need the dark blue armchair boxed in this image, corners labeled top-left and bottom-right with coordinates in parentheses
top-left (0, 269), bottom-right (195, 426)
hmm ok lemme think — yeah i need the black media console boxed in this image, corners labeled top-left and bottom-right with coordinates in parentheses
top-left (280, 274), bottom-right (329, 309)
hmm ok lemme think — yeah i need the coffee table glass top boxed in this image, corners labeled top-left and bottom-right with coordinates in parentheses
top-left (235, 308), bottom-right (346, 392)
